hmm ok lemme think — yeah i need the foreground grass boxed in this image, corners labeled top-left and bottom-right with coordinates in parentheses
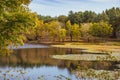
top-left (73, 69), bottom-right (120, 80)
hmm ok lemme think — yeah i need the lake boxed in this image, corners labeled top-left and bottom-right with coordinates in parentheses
top-left (0, 44), bottom-right (119, 80)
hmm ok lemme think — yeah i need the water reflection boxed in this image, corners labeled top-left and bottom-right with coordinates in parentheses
top-left (0, 48), bottom-right (77, 67)
top-left (0, 47), bottom-right (119, 80)
top-left (0, 48), bottom-right (113, 70)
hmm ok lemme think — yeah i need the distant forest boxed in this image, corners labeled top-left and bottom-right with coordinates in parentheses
top-left (27, 7), bottom-right (120, 42)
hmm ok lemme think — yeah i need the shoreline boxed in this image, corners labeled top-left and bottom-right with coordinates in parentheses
top-left (50, 42), bottom-right (120, 53)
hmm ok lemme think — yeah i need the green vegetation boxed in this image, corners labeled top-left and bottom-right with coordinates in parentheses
top-left (73, 69), bottom-right (120, 80)
top-left (89, 21), bottom-right (113, 38)
top-left (28, 7), bottom-right (120, 43)
top-left (0, 0), bottom-right (38, 54)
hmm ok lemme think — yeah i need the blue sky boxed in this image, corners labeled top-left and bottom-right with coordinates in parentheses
top-left (29, 0), bottom-right (120, 17)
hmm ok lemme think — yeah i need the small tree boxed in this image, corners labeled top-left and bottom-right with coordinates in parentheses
top-left (58, 29), bottom-right (66, 42)
top-left (66, 21), bottom-right (81, 41)
top-left (80, 23), bottom-right (93, 42)
top-left (72, 24), bottom-right (81, 41)
top-left (48, 21), bottom-right (61, 41)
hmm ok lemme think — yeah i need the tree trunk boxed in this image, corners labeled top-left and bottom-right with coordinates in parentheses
top-left (35, 35), bottom-right (38, 40)
top-left (70, 34), bottom-right (72, 42)
top-left (111, 25), bottom-right (117, 38)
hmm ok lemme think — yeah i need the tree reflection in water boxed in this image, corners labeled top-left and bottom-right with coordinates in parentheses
top-left (0, 47), bottom-right (119, 80)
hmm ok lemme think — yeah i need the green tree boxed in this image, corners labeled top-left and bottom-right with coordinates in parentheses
top-left (95, 12), bottom-right (109, 22)
top-left (57, 15), bottom-right (68, 30)
top-left (68, 11), bottom-right (83, 26)
top-left (68, 10), bottom-right (97, 25)
top-left (68, 11), bottom-right (75, 25)
top-left (58, 15), bottom-right (68, 23)
top-left (38, 15), bottom-right (56, 23)
top-left (76, 12), bottom-right (84, 26)
top-left (89, 21), bottom-right (113, 38)
top-left (82, 11), bottom-right (97, 23)
top-left (105, 7), bottom-right (120, 38)
top-left (0, 0), bottom-right (37, 54)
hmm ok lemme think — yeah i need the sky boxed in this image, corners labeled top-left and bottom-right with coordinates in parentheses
top-left (29, 0), bottom-right (120, 17)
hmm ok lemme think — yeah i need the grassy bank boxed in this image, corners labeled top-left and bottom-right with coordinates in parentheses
top-left (50, 42), bottom-right (120, 61)
top-left (51, 42), bottom-right (120, 53)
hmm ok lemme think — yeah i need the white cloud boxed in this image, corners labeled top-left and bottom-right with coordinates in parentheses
top-left (91, 0), bottom-right (117, 2)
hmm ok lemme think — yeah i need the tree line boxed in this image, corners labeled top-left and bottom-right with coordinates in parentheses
top-left (27, 7), bottom-right (120, 42)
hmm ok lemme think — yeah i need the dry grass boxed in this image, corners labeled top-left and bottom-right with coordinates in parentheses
top-left (51, 54), bottom-right (120, 61)
top-left (51, 42), bottom-right (120, 53)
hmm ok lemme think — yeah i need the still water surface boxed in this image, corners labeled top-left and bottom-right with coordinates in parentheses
top-left (0, 44), bottom-right (119, 80)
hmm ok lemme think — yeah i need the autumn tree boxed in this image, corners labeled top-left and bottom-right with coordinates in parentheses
top-left (66, 21), bottom-right (81, 41)
top-left (58, 29), bottom-right (66, 42)
top-left (26, 20), bottom-right (43, 41)
top-left (36, 21), bottom-right (63, 41)
top-left (49, 21), bottom-right (61, 41)
top-left (38, 22), bottom-right (50, 39)
top-left (80, 23), bottom-right (93, 42)
top-left (0, 0), bottom-right (37, 54)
